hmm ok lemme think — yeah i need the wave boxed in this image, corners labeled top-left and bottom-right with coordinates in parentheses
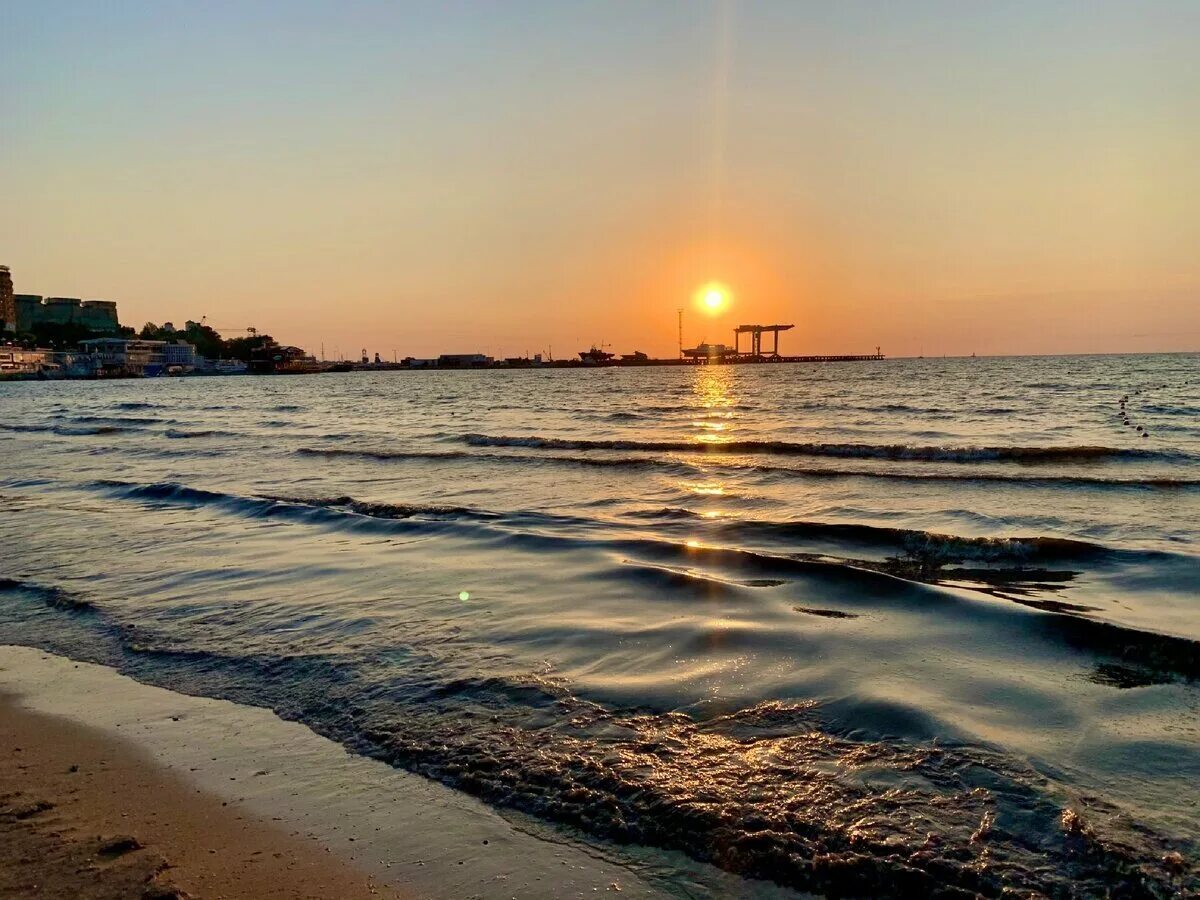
top-left (92, 480), bottom-right (497, 527)
top-left (297, 446), bottom-right (1198, 489)
top-left (461, 433), bottom-right (1183, 463)
top-left (62, 414), bottom-right (164, 426)
top-left (164, 428), bottom-right (230, 439)
top-left (296, 446), bottom-right (704, 474)
top-left (259, 494), bottom-right (500, 520)
top-left (0, 577), bottom-right (97, 612)
top-left (86, 478), bottom-right (1105, 569)
top-left (82, 477), bottom-right (1185, 578)
top-left (112, 401), bottom-right (162, 410)
top-left (81, 480), bottom-right (1197, 656)
top-left (0, 422), bottom-right (141, 436)
top-left (625, 507), bottom-right (1111, 563)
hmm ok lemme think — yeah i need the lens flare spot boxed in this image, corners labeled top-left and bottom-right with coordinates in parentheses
top-left (458, 591), bottom-right (470, 601)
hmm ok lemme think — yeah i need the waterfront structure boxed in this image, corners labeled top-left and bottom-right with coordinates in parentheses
top-left (500, 354), bottom-right (544, 367)
top-left (163, 340), bottom-right (198, 372)
top-left (249, 341), bottom-right (320, 374)
top-left (0, 347), bottom-right (95, 378)
top-left (80, 338), bottom-right (167, 377)
top-left (733, 324), bottom-right (795, 358)
top-left (198, 357), bottom-right (248, 375)
top-left (0, 346), bottom-right (49, 374)
top-left (437, 353), bottom-right (492, 367)
top-left (0, 266), bottom-right (13, 332)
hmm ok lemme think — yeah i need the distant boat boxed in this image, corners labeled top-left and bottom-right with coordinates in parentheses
top-left (682, 342), bottom-right (737, 361)
top-left (579, 346), bottom-right (614, 364)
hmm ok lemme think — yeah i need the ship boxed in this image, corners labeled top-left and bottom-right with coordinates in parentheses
top-left (681, 342), bottom-right (738, 361)
top-left (578, 345), bottom-right (615, 364)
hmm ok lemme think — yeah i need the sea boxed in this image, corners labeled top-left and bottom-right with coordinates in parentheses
top-left (1, 353), bottom-right (1198, 897)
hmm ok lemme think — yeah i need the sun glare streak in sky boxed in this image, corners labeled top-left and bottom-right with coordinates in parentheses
top-left (708, 0), bottom-right (735, 266)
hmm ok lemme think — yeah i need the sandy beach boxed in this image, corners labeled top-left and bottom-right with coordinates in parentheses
top-left (0, 693), bottom-right (397, 900)
top-left (0, 646), bottom-right (744, 900)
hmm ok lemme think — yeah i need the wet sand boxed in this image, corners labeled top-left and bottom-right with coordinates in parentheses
top-left (0, 645), bottom-right (752, 900)
top-left (0, 694), bottom-right (397, 900)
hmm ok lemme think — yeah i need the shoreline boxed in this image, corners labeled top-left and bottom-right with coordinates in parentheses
top-left (0, 645), bottom-right (773, 900)
top-left (0, 693), bottom-right (398, 900)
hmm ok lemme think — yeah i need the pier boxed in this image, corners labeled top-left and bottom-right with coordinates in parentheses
top-left (604, 352), bottom-right (884, 367)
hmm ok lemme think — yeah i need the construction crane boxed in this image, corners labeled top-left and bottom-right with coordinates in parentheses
top-left (198, 316), bottom-right (256, 336)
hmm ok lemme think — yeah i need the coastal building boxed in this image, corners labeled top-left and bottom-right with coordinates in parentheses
top-left (163, 340), bottom-right (198, 372)
top-left (437, 353), bottom-right (493, 367)
top-left (249, 341), bottom-right (319, 374)
top-left (0, 347), bottom-right (100, 378)
top-left (80, 337), bottom-right (167, 377)
top-left (15, 296), bottom-right (120, 333)
top-left (0, 266), bottom-right (121, 333)
top-left (0, 266), bottom-right (13, 332)
top-left (0, 346), bottom-right (50, 374)
top-left (198, 357), bottom-right (248, 375)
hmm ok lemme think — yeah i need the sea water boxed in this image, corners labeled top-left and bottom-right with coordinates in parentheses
top-left (1, 353), bottom-right (1197, 896)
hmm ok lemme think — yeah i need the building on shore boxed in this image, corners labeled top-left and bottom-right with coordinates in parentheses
top-left (15, 296), bottom-right (120, 333)
top-left (0, 346), bottom-right (49, 374)
top-left (0, 265), bottom-right (121, 334)
top-left (249, 341), bottom-right (320, 374)
top-left (80, 338), bottom-right (168, 377)
top-left (0, 346), bottom-right (96, 378)
top-left (197, 357), bottom-right (248, 375)
top-left (0, 266), bottom-right (13, 332)
top-left (163, 340), bottom-right (198, 373)
top-left (436, 353), bottom-right (493, 367)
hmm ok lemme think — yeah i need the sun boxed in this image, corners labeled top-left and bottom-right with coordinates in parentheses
top-left (694, 281), bottom-right (731, 315)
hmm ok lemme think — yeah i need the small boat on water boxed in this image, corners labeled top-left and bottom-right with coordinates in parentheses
top-left (579, 346), bottom-right (614, 364)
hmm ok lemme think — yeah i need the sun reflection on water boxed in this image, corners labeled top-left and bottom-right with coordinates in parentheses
top-left (692, 365), bottom-right (736, 410)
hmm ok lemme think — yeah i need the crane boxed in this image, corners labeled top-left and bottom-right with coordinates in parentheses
top-left (198, 316), bottom-right (256, 336)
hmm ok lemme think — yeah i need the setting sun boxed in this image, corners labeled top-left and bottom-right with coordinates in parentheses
top-left (694, 281), bottom-right (731, 315)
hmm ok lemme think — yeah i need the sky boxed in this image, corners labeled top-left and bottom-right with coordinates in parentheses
top-left (3, 0), bottom-right (1198, 358)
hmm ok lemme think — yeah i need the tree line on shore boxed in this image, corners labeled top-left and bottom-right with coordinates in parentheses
top-left (4, 318), bottom-right (275, 363)
top-left (138, 321), bottom-right (275, 362)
